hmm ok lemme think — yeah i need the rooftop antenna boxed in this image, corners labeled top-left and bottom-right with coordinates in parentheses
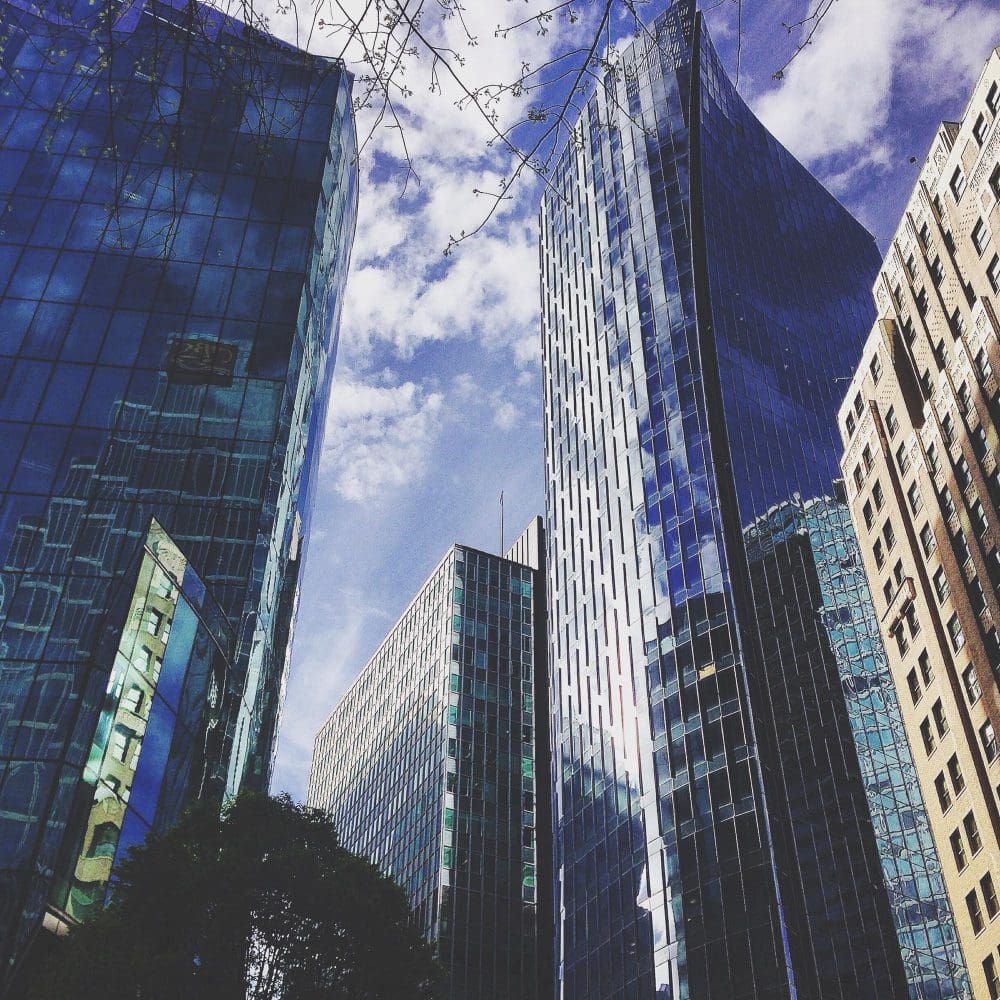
top-left (499, 491), bottom-right (504, 555)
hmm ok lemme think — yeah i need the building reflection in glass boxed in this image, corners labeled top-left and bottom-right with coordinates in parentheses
top-left (52, 519), bottom-right (233, 923)
top-left (744, 492), bottom-right (969, 999)
top-left (538, 0), bottom-right (954, 996)
top-left (0, 0), bottom-right (358, 978)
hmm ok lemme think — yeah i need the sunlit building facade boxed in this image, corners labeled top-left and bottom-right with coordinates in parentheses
top-left (308, 519), bottom-right (552, 1000)
top-left (0, 0), bottom-right (357, 980)
top-left (838, 48), bottom-right (1000, 999)
top-left (539, 1), bottom-right (958, 997)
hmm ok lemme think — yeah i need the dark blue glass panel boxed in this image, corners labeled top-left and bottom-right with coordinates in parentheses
top-left (0, 0), bottom-right (358, 976)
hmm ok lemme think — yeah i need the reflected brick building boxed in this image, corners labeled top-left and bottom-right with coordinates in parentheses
top-left (539, 1), bottom-right (961, 996)
top-left (839, 47), bottom-right (1000, 999)
top-left (308, 519), bottom-right (552, 1000)
top-left (0, 0), bottom-right (357, 980)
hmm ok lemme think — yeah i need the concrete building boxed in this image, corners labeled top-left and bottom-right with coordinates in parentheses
top-left (838, 47), bottom-right (1000, 1000)
top-left (308, 519), bottom-right (552, 1000)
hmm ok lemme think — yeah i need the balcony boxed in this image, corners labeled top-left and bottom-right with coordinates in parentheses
top-left (882, 577), bottom-right (917, 633)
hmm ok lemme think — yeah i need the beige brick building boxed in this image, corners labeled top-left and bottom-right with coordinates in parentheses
top-left (839, 49), bottom-right (1000, 998)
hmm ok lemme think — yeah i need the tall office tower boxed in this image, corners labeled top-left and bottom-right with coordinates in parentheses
top-left (744, 492), bottom-right (968, 999)
top-left (308, 519), bottom-right (553, 1000)
top-left (540, 1), bottom-right (937, 997)
top-left (0, 0), bottom-right (357, 981)
top-left (838, 48), bottom-right (1000, 1000)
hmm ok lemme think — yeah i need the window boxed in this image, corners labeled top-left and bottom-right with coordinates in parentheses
top-left (950, 166), bottom-right (967, 201)
top-left (933, 192), bottom-right (945, 219)
top-left (853, 464), bottom-right (863, 489)
top-left (985, 954), bottom-right (1000, 1000)
top-left (933, 567), bottom-right (951, 603)
top-left (984, 873), bottom-right (999, 920)
top-left (976, 347), bottom-right (994, 382)
top-left (963, 664), bottom-right (983, 704)
top-left (949, 307), bottom-right (967, 339)
top-left (919, 649), bottom-right (934, 684)
top-left (973, 425), bottom-right (990, 460)
top-left (935, 772), bottom-right (952, 810)
top-left (957, 455), bottom-right (973, 492)
top-left (992, 163), bottom-right (1000, 201)
top-left (973, 217), bottom-right (990, 256)
top-left (941, 412), bottom-right (955, 445)
top-left (884, 520), bottom-right (896, 551)
top-left (972, 499), bottom-right (989, 538)
top-left (929, 255), bottom-right (945, 287)
top-left (901, 315), bottom-right (916, 345)
top-left (874, 539), bottom-right (885, 569)
top-left (921, 717), bottom-right (936, 755)
top-left (897, 624), bottom-right (910, 657)
top-left (873, 480), bottom-right (884, 509)
top-left (885, 406), bottom-right (898, 437)
top-left (989, 81), bottom-right (1000, 115)
top-left (984, 950), bottom-right (1000, 997)
top-left (966, 812), bottom-right (984, 855)
top-left (949, 753), bottom-right (966, 794)
top-left (122, 685), bottom-right (143, 715)
top-left (906, 668), bottom-right (921, 704)
top-left (870, 353), bottom-right (883, 384)
top-left (863, 500), bottom-right (874, 529)
top-left (981, 720), bottom-right (998, 762)
top-left (845, 412), bottom-right (856, 437)
top-left (932, 698), bottom-right (948, 736)
top-left (948, 613), bottom-right (965, 652)
top-left (87, 822), bottom-right (119, 860)
top-left (927, 443), bottom-right (941, 478)
top-left (907, 481), bottom-right (923, 513)
top-left (967, 890), bottom-right (985, 934)
top-left (989, 254), bottom-right (1000, 295)
top-left (920, 523), bottom-right (936, 556)
top-left (883, 579), bottom-right (895, 605)
top-left (953, 537), bottom-right (971, 579)
top-left (958, 381), bottom-right (973, 415)
top-left (916, 287), bottom-right (930, 318)
top-left (110, 726), bottom-right (132, 764)
top-left (853, 391), bottom-right (864, 417)
top-left (951, 829), bottom-right (968, 870)
top-left (905, 603), bottom-right (920, 638)
top-left (905, 253), bottom-right (917, 280)
top-left (987, 629), bottom-right (1000, 672)
top-left (974, 112), bottom-right (989, 145)
top-left (971, 577), bottom-right (987, 616)
top-left (863, 445), bottom-right (874, 472)
top-left (934, 338), bottom-right (949, 368)
top-left (145, 608), bottom-right (163, 636)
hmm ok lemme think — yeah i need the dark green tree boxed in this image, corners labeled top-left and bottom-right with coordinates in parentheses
top-left (29, 794), bottom-right (442, 1000)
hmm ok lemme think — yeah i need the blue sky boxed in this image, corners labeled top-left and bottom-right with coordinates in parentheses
top-left (266, 0), bottom-right (1000, 800)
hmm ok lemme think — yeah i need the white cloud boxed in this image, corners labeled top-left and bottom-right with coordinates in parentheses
top-left (322, 373), bottom-right (445, 502)
top-left (751, 0), bottom-right (1000, 169)
top-left (271, 586), bottom-right (390, 797)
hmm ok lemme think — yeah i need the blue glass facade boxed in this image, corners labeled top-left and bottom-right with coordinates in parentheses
top-left (0, 0), bottom-right (357, 978)
top-left (744, 494), bottom-right (969, 999)
top-left (308, 520), bottom-right (552, 1000)
top-left (540, 2), bottom-right (959, 997)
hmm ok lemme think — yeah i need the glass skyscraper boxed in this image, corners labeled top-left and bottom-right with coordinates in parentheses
top-left (0, 0), bottom-right (357, 980)
top-left (744, 492), bottom-right (969, 998)
top-left (308, 519), bottom-right (552, 1000)
top-left (539, 1), bottom-right (964, 997)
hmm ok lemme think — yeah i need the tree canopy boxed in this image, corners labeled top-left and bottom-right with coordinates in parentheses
top-left (29, 794), bottom-right (443, 1000)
